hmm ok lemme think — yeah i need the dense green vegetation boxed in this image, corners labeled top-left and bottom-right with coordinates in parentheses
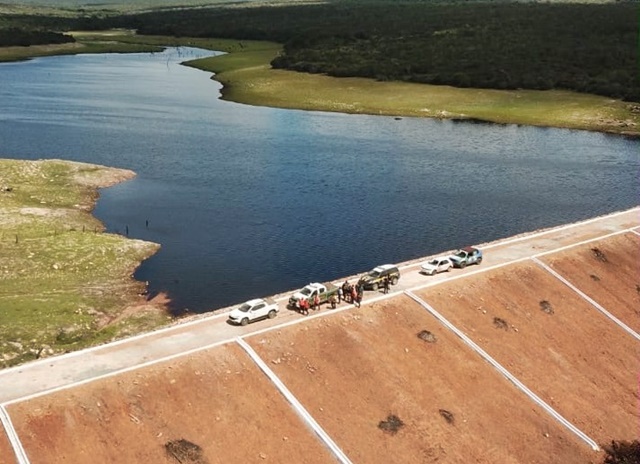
top-left (0, 27), bottom-right (74, 46)
top-left (125, 2), bottom-right (639, 102)
top-left (1, 2), bottom-right (637, 101)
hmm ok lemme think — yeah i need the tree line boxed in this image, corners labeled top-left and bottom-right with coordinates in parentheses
top-left (0, 27), bottom-right (74, 47)
top-left (1, 1), bottom-right (638, 101)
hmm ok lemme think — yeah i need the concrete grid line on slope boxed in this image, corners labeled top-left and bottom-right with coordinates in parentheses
top-left (2, 226), bottom-right (638, 406)
top-left (0, 309), bottom-right (230, 379)
top-left (0, 405), bottom-right (30, 464)
top-left (1, 338), bottom-right (233, 407)
top-left (405, 290), bottom-right (600, 452)
top-left (0, 208), bottom-right (636, 380)
top-left (235, 337), bottom-right (353, 464)
top-left (531, 257), bottom-right (640, 342)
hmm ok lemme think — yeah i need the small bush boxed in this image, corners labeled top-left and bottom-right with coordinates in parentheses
top-left (417, 330), bottom-right (437, 343)
top-left (165, 439), bottom-right (208, 464)
top-left (378, 414), bottom-right (404, 435)
top-left (439, 409), bottom-right (455, 424)
top-left (493, 317), bottom-right (508, 330)
top-left (539, 300), bottom-right (554, 315)
top-left (602, 440), bottom-right (640, 464)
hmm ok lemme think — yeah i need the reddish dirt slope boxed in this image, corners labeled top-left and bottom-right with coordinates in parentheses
top-left (416, 261), bottom-right (639, 445)
top-left (0, 425), bottom-right (17, 464)
top-left (8, 344), bottom-right (335, 464)
top-left (540, 232), bottom-right (640, 332)
top-left (248, 297), bottom-right (600, 464)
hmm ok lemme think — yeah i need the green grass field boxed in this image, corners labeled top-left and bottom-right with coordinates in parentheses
top-left (2, 29), bottom-right (637, 134)
top-left (183, 38), bottom-right (640, 136)
top-left (0, 159), bottom-right (169, 367)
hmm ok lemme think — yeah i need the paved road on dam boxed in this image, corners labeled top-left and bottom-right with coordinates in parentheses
top-left (0, 207), bottom-right (638, 405)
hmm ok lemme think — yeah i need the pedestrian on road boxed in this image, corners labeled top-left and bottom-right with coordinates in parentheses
top-left (357, 282), bottom-right (365, 297)
top-left (313, 293), bottom-right (320, 311)
top-left (351, 286), bottom-right (358, 306)
top-left (299, 298), bottom-right (309, 316)
top-left (383, 276), bottom-right (390, 294)
top-left (329, 294), bottom-right (337, 309)
top-left (337, 287), bottom-right (343, 303)
top-left (355, 290), bottom-right (362, 308)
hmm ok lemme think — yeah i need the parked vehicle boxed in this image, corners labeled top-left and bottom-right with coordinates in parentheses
top-left (420, 257), bottom-right (453, 275)
top-left (358, 264), bottom-right (400, 290)
top-left (449, 247), bottom-right (483, 268)
top-left (228, 298), bottom-right (278, 326)
top-left (288, 282), bottom-right (339, 309)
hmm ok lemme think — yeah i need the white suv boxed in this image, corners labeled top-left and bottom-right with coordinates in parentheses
top-left (420, 257), bottom-right (453, 276)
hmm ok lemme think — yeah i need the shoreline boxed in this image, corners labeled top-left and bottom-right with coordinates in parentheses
top-left (1, 35), bottom-right (639, 138)
top-left (181, 205), bottom-right (640, 319)
top-left (0, 158), bottom-right (169, 368)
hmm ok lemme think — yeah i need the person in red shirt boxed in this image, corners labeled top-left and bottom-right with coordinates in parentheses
top-left (299, 298), bottom-right (309, 315)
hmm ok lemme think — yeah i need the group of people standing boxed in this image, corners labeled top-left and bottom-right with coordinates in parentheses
top-left (338, 280), bottom-right (365, 308)
top-left (296, 275), bottom-right (392, 316)
top-left (297, 293), bottom-right (321, 315)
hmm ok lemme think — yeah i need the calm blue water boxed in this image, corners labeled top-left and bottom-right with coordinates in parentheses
top-left (1, 47), bottom-right (638, 313)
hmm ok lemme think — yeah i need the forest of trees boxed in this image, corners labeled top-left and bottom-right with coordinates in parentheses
top-left (128, 1), bottom-right (640, 102)
top-left (1, 1), bottom-right (638, 101)
top-left (0, 27), bottom-right (74, 46)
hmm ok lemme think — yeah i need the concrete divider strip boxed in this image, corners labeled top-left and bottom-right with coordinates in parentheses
top-left (405, 291), bottom-right (600, 451)
top-left (0, 405), bottom-right (30, 464)
top-left (532, 257), bottom-right (640, 342)
top-left (235, 337), bottom-right (352, 464)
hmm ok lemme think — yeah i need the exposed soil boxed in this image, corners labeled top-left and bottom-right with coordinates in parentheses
top-left (416, 259), bottom-right (639, 445)
top-left (0, 425), bottom-right (17, 464)
top-left (2, 209), bottom-right (637, 463)
top-left (8, 344), bottom-right (335, 464)
top-left (539, 232), bottom-right (640, 333)
top-left (247, 296), bottom-right (600, 463)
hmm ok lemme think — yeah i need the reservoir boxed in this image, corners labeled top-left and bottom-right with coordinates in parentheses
top-left (0, 47), bottom-right (638, 313)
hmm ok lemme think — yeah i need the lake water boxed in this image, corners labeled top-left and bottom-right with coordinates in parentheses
top-left (1, 47), bottom-right (638, 313)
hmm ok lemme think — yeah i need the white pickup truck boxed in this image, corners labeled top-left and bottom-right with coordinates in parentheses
top-left (288, 282), bottom-right (339, 309)
top-left (228, 298), bottom-right (278, 326)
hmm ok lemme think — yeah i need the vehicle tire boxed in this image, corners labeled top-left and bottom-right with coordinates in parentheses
top-left (447, 266), bottom-right (452, 272)
top-left (240, 318), bottom-right (249, 326)
top-left (460, 262), bottom-right (467, 269)
top-left (477, 257), bottom-right (483, 265)
top-left (371, 283), bottom-right (378, 291)
top-left (391, 276), bottom-right (399, 285)
top-left (268, 310), bottom-right (277, 319)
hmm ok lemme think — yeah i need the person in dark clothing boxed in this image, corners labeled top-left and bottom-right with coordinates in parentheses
top-left (383, 276), bottom-right (390, 294)
top-left (343, 281), bottom-right (351, 303)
